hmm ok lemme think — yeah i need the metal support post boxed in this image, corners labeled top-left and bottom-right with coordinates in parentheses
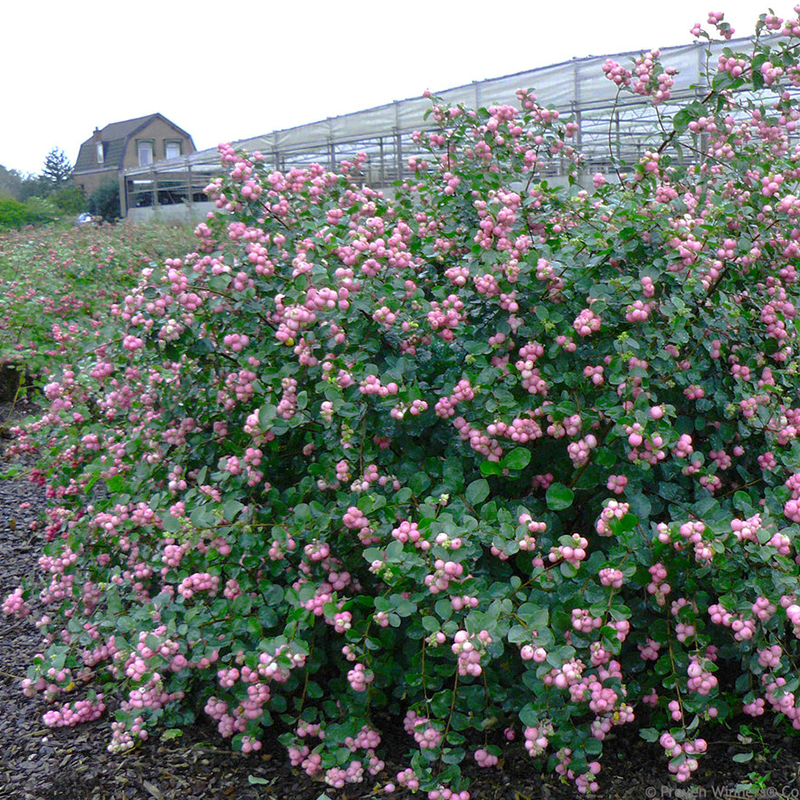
top-left (118, 174), bottom-right (128, 218)
top-left (186, 161), bottom-right (193, 209)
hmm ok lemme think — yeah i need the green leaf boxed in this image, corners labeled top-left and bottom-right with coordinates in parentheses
top-left (392, 596), bottom-right (417, 617)
top-left (442, 458), bottom-right (465, 492)
top-left (585, 737), bottom-right (602, 756)
top-left (105, 474), bottom-right (124, 494)
top-left (106, 587), bottom-right (123, 615)
top-left (546, 483), bottom-right (574, 511)
top-left (430, 689), bottom-right (452, 717)
top-left (422, 615), bottom-right (439, 632)
top-left (732, 752), bottom-right (753, 763)
top-left (504, 447), bottom-right (532, 470)
top-left (465, 479), bottom-right (490, 506)
top-left (247, 775), bottom-right (273, 786)
top-left (733, 490), bottom-right (753, 511)
top-left (409, 472), bottom-right (431, 494)
top-left (517, 603), bottom-right (548, 628)
top-left (394, 487), bottom-right (413, 504)
top-left (519, 702), bottom-right (540, 727)
top-left (258, 403), bottom-right (276, 427)
top-left (449, 712), bottom-right (469, 731)
top-left (672, 108), bottom-right (692, 135)
top-left (627, 493), bottom-right (651, 522)
top-left (160, 512), bottom-right (181, 533)
top-left (560, 561), bottom-right (578, 578)
top-left (385, 540), bottom-right (403, 561)
top-left (441, 746), bottom-right (465, 764)
top-left (190, 504), bottom-right (216, 528)
top-left (639, 728), bottom-right (660, 742)
top-left (305, 681), bottom-right (323, 699)
top-left (222, 499), bottom-right (245, 522)
top-left (480, 459), bottom-right (503, 476)
top-left (435, 598), bottom-right (452, 620)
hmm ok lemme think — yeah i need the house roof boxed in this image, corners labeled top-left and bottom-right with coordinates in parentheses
top-left (73, 113), bottom-right (195, 174)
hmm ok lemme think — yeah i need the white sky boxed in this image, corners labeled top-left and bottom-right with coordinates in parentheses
top-left (3, 0), bottom-right (793, 176)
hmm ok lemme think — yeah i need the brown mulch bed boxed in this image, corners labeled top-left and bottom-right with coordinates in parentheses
top-left (2, 399), bottom-right (800, 800)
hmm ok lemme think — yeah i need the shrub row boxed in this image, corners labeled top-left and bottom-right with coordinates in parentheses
top-left (6, 11), bottom-right (800, 797)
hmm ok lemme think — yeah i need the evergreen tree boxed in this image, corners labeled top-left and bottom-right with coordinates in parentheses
top-left (41, 148), bottom-right (72, 187)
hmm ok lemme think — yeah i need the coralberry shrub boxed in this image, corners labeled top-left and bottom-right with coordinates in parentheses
top-left (8, 10), bottom-right (800, 796)
top-left (0, 221), bottom-right (196, 396)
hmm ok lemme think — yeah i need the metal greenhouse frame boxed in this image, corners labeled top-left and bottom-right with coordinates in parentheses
top-left (120, 33), bottom-right (780, 218)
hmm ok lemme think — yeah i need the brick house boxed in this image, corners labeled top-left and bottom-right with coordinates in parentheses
top-left (72, 114), bottom-right (196, 196)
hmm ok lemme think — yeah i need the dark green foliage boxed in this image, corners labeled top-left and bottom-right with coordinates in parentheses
top-left (51, 186), bottom-right (85, 216)
top-left (87, 181), bottom-right (121, 222)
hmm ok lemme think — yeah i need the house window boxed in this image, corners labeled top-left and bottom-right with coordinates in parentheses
top-left (165, 140), bottom-right (181, 160)
top-left (138, 141), bottom-right (154, 166)
top-left (96, 143), bottom-right (104, 164)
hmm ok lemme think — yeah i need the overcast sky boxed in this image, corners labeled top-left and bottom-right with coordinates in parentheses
top-left (3, 0), bottom-right (793, 175)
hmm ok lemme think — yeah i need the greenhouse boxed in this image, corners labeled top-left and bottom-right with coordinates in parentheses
top-left (121, 33), bottom-right (778, 220)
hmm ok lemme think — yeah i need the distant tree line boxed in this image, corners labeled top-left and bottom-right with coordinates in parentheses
top-left (0, 148), bottom-right (119, 228)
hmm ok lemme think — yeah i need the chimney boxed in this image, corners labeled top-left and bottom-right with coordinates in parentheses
top-left (92, 127), bottom-right (101, 143)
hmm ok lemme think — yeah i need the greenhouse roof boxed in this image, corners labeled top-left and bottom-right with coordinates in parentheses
top-left (122, 32), bottom-right (780, 181)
